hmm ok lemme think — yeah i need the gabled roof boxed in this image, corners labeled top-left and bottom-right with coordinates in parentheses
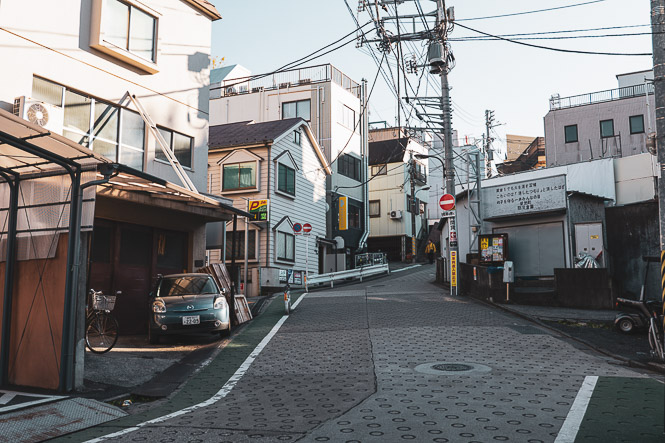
top-left (369, 137), bottom-right (410, 165)
top-left (182, 0), bottom-right (222, 20)
top-left (209, 119), bottom-right (305, 149)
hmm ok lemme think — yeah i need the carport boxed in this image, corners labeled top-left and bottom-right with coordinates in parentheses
top-left (0, 109), bottom-right (248, 392)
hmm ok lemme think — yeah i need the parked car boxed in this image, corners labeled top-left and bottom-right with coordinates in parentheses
top-left (148, 273), bottom-right (231, 344)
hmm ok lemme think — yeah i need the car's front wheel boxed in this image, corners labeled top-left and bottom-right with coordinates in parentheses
top-left (220, 322), bottom-right (232, 338)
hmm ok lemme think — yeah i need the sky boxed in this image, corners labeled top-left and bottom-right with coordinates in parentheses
top-left (209, 0), bottom-right (653, 159)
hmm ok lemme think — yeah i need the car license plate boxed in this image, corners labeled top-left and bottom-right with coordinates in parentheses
top-left (182, 315), bottom-right (200, 325)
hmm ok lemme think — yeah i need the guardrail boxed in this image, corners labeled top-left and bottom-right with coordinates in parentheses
top-left (354, 252), bottom-right (388, 268)
top-left (307, 263), bottom-right (390, 289)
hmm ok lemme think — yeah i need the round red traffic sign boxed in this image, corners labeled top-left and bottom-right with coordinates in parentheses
top-left (293, 223), bottom-right (302, 233)
top-left (439, 194), bottom-right (456, 211)
top-left (303, 223), bottom-right (312, 233)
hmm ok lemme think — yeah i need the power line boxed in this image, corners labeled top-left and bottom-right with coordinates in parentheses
top-left (454, 22), bottom-right (652, 56)
top-left (451, 23), bottom-right (649, 39)
top-left (457, 0), bottom-right (606, 22)
top-left (451, 31), bottom-right (659, 42)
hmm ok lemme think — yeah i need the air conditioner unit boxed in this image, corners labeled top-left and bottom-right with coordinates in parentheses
top-left (13, 96), bottom-right (64, 135)
top-left (225, 86), bottom-right (237, 96)
top-left (390, 210), bottom-right (402, 219)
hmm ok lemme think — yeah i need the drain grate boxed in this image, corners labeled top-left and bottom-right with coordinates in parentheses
top-left (415, 361), bottom-right (492, 375)
top-left (432, 363), bottom-right (473, 372)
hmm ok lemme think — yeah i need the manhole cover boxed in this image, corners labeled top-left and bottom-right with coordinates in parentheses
top-left (432, 363), bottom-right (473, 372)
top-left (415, 362), bottom-right (492, 375)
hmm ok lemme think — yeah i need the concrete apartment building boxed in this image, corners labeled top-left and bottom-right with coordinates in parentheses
top-left (207, 119), bottom-right (330, 296)
top-left (367, 129), bottom-right (429, 261)
top-left (545, 70), bottom-right (655, 166)
top-left (0, 0), bottom-right (246, 391)
top-left (209, 64), bottom-right (369, 269)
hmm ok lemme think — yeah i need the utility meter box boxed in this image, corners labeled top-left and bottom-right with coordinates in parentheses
top-left (503, 261), bottom-right (515, 283)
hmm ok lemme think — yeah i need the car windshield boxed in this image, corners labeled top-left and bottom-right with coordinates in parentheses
top-left (158, 276), bottom-right (217, 296)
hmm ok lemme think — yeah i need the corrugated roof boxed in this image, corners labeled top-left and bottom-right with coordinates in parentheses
top-left (183, 0), bottom-right (221, 20)
top-left (209, 119), bottom-right (305, 149)
top-left (369, 137), bottom-right (410, 165)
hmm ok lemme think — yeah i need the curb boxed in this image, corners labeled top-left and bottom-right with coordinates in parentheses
top-left (474, 297), bottom-right (665, 375)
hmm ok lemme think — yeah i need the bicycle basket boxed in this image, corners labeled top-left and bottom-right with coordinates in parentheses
top-left (92, 294), bottom-right (116, 311)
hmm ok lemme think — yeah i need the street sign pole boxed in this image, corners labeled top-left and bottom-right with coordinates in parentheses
top-left (439, 194), bottom-right (458, 296)
top-left (305, 235), bottom-right (309, 292)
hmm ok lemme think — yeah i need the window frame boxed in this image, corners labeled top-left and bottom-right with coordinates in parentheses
top-left (281, 99), bottom-right (311, 121)
top-left (294, 130), bottom-right (301, 146)
top-left (90, 0), bottom-right (160, 74)
top-left (33, 76), bottom-right (147, 169)
top-left (338, 154), bottom-right (362, 181)
top-left (276, 231), bottom-right (295, 262)
top-left (629, 114), bottom-right (645, 135)
top-left (225, 228), bottom-right (258, 261)
top-left (222, 161), bottom-right (258, 192)
top-left (564, 124), bottom-right (578, 144)
top-left (155, 126), bottom-right (194, 170)
top-left (277, 162), bottom-right (296, 197)
top-left (600, 119), bottom-right (615, 138)
top-left (348, 203), bottom-right (362, 229)
top-left (339, 104), bottom-right (356, 130)
top-left (369, 200), bottom-right (381, 218)
top-left (371, 164), bottom-right (387, 176)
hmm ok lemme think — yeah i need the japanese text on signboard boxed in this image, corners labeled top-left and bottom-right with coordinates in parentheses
top-left (483, 175), bottom-right (566, 218)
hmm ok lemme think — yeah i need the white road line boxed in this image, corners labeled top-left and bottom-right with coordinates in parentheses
top-left (554, 375), bottom-right (598, 443)
top-left (0, 393), bottom-right (16, 405)
top-left (391, 264), bottom-right (422, 273)
top-left (85, 293), bottom-right (308, 443)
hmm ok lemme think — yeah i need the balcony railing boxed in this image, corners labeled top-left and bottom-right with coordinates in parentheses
top-left (213, 64), bottom-right (361, 98)
top-left (550, 83), bottom-right (654, 111)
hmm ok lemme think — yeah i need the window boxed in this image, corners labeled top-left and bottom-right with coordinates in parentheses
top-left (105, 0), bottom-right (156, 62)
top-left (225, 230), bottom-right (257, 260)
top-left (278, 163), bottom-right (296, 196)
top-left (630, 115), bottom-right (645, 134)
top-left (282, 100), bottom-right (311, 121)
top-left (294, 130), bottom-right (301, 145)
top-left (369, 200), bottom-right (381, 218)
top-left (348, 203), bottom-right (361, 228)
top-left (277, 231), bottom-right (295, 262)
top-left (222, 162), bottom-right (256, 191)
top-left (339, 105), bottom-right (355, 130)
top-left (33, 77), bottom-right (146, 169)
top-left (156, 127), bottom-right (194, 168)
top-left (371, 164), bottom-right (387, 176)
top-left (600, 119), bottom-right (614, 138)
top-left (564, 125), bottom-right (578, 143)
top-left (338, 154), bottom-right (362, 181)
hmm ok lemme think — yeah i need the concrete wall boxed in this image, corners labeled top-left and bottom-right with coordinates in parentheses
top-left (0, 0), bottom-right (213, 191)
top-left (544, 94), bottom-right (654, 167)
top-left (614, 153), bottom-right (658, 205)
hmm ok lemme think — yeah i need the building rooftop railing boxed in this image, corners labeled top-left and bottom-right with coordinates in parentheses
top-left (211, 64), bottom-right (361, 99)
top-left (550, 83), bottom-right (654, 111)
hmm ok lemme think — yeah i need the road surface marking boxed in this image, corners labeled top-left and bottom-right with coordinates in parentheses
top-left (554, 375), bottom-right (598, 443)
top-left (85, 293), bottom-right (309, 442)
top-left (0, 393), bottom-right (16, 405)
top-left (391, 264), bottom-right (422, 273)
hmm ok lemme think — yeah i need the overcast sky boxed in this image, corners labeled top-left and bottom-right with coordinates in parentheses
top-left (209, 0), bottom-right (653, 158)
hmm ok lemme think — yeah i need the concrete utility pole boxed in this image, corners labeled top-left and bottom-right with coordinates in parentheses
top-left (437, 0), bottom-right (459, 296)
top-left (650, 0), bottom-right (665, 372)
top-left (410, 152), bottom-right (417, 263)
top-left (485, 110), bottom-right (495, 178)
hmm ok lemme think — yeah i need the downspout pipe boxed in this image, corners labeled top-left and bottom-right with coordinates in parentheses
top-left (0, 168), bottom-right (19, 386)
top-left (358, 79), bottom-right (370, 250)
top-left (0, 130), bottom-right (82, 393)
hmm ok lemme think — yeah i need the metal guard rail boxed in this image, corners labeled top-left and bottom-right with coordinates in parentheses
top-left (307, 263), bottom-right (390, 289)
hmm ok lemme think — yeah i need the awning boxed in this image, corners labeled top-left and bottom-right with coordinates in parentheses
top-left (0, 109), bottom-right (250, 219)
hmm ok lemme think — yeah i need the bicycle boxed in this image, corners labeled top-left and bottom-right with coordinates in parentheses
top-left (85, 289), bottom-right (120, 354)
top-left (284, 283), bottom-right (292, 315)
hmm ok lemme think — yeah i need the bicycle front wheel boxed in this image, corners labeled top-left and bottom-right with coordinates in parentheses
top-left (86, 312), bottom-right (119, 354)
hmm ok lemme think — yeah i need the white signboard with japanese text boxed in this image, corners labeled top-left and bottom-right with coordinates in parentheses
top-left (483, 175), bottom-right (566, 219)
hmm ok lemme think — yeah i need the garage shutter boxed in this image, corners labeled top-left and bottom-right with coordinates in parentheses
top-left (494, 222), bottom-right (565, 277)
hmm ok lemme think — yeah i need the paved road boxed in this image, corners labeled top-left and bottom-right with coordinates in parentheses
top-left (61, 264), bottom-right (663, 442)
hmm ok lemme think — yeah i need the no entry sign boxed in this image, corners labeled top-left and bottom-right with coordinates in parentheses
top-left (439, 194), bottom-right (456, 211)
top-left (303, 223), bottom-right (312, 234)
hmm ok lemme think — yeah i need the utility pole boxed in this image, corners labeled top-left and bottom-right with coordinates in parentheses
top-left (650, 0), bottom-right (665, 384)
top-left (410, 152), bottom-right (417, 263)
top-left (485, 110), bottom-right (495, 178)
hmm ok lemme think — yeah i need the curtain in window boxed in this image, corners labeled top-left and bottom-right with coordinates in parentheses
top-left (238, 163), bottom-right (255, 188)
top-left (173, 132), bottom-right (192, 168)
top-left (120, 110), bottom-right (145, 170)
top-left (63, 90), bottom-right (92, 147)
